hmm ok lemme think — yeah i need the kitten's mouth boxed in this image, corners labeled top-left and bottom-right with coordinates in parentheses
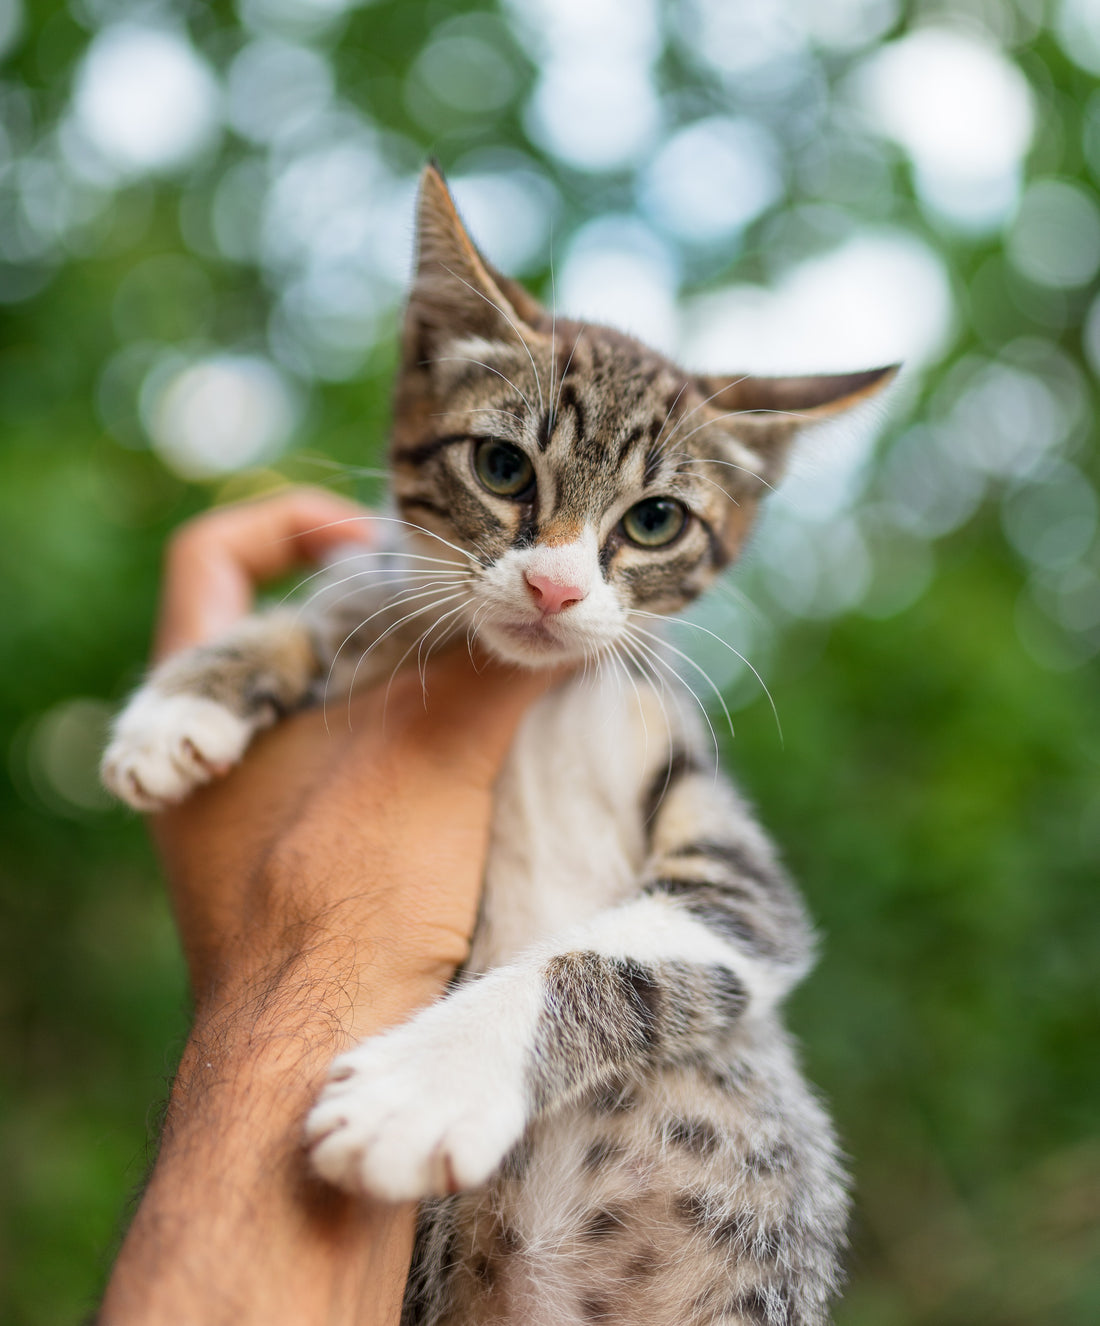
top-left (479, 614), bottom-right (587, 666)
top-left (498, 619), bottom-right (558, 646)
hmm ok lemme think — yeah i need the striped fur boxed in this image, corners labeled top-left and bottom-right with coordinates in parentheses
top-left (102, 166), bottom-right (897, 1322)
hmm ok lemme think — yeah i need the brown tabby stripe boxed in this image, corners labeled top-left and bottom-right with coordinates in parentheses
top-left (537, 409), bottom-right (554, 451)
top-left (643, 878), bottom-right (779, 960)
top-left (668, 840), bottom-right (784, 893)
top-left (556, 380), bottom-right (587, 444)
top-left (642, 746), bottom-right (703, 826)
top-left (615, 422), bottom-right (648, 466)
top-left (393, 432), bottom-right (472, 466)
top-left (643, 444), bottom-right (665, 485)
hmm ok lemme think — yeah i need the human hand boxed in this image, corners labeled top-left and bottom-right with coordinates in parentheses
top-left (101, 487), bottom-right (561, 1326)
top-left (150, 486), bottom-right (556, 1030)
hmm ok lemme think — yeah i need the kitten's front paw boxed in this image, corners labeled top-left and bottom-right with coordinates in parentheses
top-left (305, 1023), bottom-right (527, 1202)
top-left (101, 691), bottom-right (252, 811)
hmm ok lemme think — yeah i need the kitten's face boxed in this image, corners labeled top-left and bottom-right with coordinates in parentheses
top-left (388, 167), bottom-right (895, 669)
top-left (392, 327), bottom-right (766, 666)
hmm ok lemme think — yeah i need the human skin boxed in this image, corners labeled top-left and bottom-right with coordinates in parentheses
top-left (99, 488), bottom-right (560, 1326)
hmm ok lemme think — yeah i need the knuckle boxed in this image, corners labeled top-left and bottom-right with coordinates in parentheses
top-left (166, 513), bottom-right (219, 560)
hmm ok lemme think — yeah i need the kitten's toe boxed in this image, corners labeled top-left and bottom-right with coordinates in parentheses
top-left (306, 1037), bottom-right (526, 1202)
top-left (101, 692), bottom-right (252, 810)
top-left (308, 1095), bottom-right (523, 1202)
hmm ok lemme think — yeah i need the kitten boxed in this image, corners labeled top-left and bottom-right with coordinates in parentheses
top-left (103, 165), bottom-right (895, 1325)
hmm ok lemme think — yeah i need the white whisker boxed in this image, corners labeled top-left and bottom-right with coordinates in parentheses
top-left (635, 610), bottom-right (781, 744)
top-left (547, 227), bottom-right (558, 441)
top-left (657, 375), bottom-right (753, 455)
top-left (272, 513), bottom-right (373, 541)
top-left (465, 601), bottom-right (493, 668)
top-left (670, 454), bottom-right (774, 492)
top-left (307, 575), bottom-right (467, 632)
top-left (652, 379), bottom-right (690, 453)
top-left (300, 563), bottom-right (466, 603)
top-left (322, 579), bottom-right (465, 663)
top-left (297, 572), bottom-right (466, 629)
top-left (278, 551), bottom-right (466, 605)
top-left (672, 406), bottom-right (809, 457)
top-left (618, 634), bottom-right (677, 809)
top-left (552, 325), bottom-right (585, 424)
top-left (416, 601), bottom-right (471, 697)
top-left (629, 623), bottom-right (736, 747)
top-left (431, 356), bottom-right (535, 416)
top-left (379, 597), bottom-right (473, 712)
top-left (625, 628), bottom-right (723, 778)
top-left (274, 510), bottom-right (477, 569)
top-left (609, 639), bottom-right (649, 763)
top-left (431, 407), bottom-right (525, 426)
top-left (430, 406), bottom-right (527, 444)
top-left (667, 467), bottom-right (741, 507)
top-left (322, 584), bottom-right (467, 730)
top-left (289, 456), bottom-right (390, 483)
top-left (340, 590), bottom-right (468, 729)
top-left (355, 513), bottom-right (481, 566)
top-left (440, 264), bottom-right (545, 417)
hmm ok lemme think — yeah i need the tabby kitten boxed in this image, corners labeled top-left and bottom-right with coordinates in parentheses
top-left (102, 165), bottom-right (895, 1326)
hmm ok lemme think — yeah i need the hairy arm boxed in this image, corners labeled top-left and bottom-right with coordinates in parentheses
top-left (99, 491), bottom-right (557, 1326)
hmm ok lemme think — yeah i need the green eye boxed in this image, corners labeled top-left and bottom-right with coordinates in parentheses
top-left (621, 498), bottom-right (688, 548)
top-left (474, 440), bottom-right (535, 498)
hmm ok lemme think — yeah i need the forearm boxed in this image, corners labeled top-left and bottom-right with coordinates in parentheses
top-left (100, 948), bottom-right (442, 1326)
top-left (96, 492), bottom-right (558, 1323)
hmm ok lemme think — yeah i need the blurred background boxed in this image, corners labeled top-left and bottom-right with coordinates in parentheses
top-left (2, 0), bottom-right (1098, 1321)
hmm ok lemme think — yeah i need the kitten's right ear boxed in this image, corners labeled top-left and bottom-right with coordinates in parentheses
top-left (403, 163), bottom-right (539, 366)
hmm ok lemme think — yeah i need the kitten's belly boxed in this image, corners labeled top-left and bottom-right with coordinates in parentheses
top-left (467, 673), bottom-right (655, 971)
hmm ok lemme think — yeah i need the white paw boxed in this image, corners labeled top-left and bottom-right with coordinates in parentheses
top-left (100, 691), bottom-right (253, 811)
top-left (305, 1017), bottom-right (528, 1202)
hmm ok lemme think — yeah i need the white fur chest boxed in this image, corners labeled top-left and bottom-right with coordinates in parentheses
top-left (467, 674), bottom-right (654, 971)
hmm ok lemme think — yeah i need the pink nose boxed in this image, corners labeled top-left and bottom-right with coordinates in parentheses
top-left (525, 572), bottom-right (587, 615)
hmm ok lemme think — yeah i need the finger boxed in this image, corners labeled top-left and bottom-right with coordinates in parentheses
top-left (155, 489), bottom-right (373, 659)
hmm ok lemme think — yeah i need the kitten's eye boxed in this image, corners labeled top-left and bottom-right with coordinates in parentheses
top-left (474, 440), bottom-right (535, 498)
top-left (621, 498), bottom-right (688, 548)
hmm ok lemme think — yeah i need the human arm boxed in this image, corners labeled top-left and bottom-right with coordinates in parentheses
top-left (99, 490), bottom-right (556, 1326)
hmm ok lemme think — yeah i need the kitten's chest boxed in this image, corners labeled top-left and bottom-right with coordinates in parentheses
top-left (467, 675), bottom-right (654, 970)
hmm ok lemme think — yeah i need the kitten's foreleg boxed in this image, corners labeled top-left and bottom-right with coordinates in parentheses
top-left (305, 891), bottom-right (799, 1202)
top-left (103, 543), bottom-right (457, 810)
top-left (101, 611), bottom-right (322, 810)
top-left (306, 757), bottom-right (816, 1203)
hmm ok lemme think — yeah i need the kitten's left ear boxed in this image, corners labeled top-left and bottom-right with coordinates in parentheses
top-left (404, 163), bottom-right (547, 365)
top-left (695, 365), bottom-right (900, 483)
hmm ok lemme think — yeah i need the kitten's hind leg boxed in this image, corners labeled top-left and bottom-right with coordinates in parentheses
top-left (101, 611), bottom-right (320, 811)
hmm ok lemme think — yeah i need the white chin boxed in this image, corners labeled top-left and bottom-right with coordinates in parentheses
top-left (476, 619), bottom-right (591, 668)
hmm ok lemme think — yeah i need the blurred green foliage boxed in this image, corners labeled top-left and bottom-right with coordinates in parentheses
top-left (1, 1), bottom-right (1098, 1323)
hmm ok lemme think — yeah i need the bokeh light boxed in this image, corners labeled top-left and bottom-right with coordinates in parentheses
top-left (558, 215), bottom-right (679, 352)
top-left (0, 0), bottom-right (23, 61)
top-left (855, 27), bottom-right (1034, 231)
top-left (1008, 178), bottom-right (1100, 288)
top-left (227, 38), bottom-right (334, 146)
top-left (1056, 0), bottom-right (1100, 75)
top-left (640, 117), bottom-right (784, 245)
top-left (70, 24), bottom-right (221, 179)
top-left (23, 699), bottom-right (113, 817)
top-left (141, 354), bottom-right (300, 479)
top-left (681, 231), bottom-right (953, 372)
top-left (449, 162), bottom-right (558, 275)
